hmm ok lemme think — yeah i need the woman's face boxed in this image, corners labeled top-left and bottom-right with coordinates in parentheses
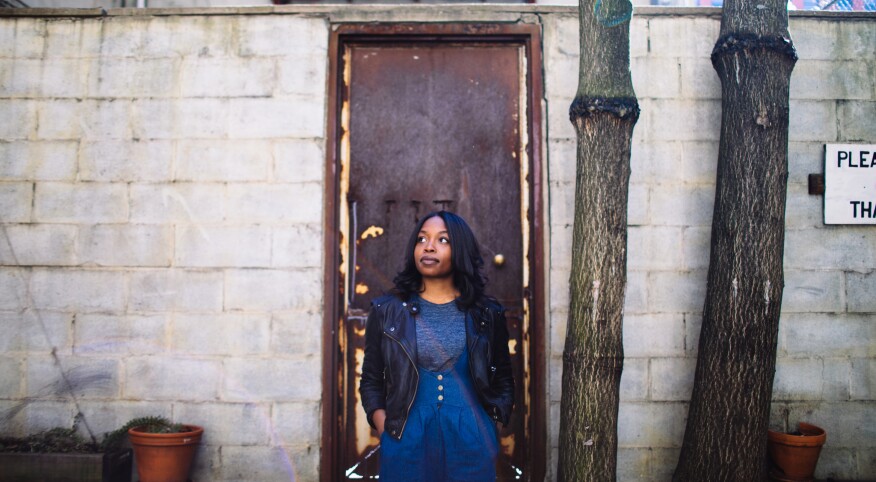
top-left (414, 216), bottom-right (453, 279)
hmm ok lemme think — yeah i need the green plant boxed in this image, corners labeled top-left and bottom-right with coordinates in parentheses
top-left (0, 426), bottom-right (100, 454)
top-left (100, 416), bottom-right (188, 452)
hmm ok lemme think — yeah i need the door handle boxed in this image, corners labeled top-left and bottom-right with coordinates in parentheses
top-left (493, 254), bottom-right (505, 267)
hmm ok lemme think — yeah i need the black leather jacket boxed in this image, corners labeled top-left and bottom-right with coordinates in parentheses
top-left (359, 293), bottom-right (515, 441)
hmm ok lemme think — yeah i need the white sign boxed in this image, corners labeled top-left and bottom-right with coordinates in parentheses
top-left (824, 144), bottom-right (876, 225)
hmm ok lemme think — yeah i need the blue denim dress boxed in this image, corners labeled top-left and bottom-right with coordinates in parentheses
top-left (379, 347), bottom-right (499, 481)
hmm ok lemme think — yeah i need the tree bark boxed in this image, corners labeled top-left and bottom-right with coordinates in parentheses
top-left (557, 0), bottom-right (638, 479)
top-left (673, 0), bottom-right (797, 480)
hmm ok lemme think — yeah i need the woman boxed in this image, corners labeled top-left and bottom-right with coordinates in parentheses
top-left (359, 211), bottom-right (515, 482)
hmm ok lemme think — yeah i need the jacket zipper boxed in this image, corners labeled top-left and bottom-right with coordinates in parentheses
top-left (384, 331), bottom-right (418, 439)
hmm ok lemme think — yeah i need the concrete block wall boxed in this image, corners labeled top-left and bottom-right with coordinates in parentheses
top-left (0, 11), bottom-right (327, 482)
top-left (1, 6), bottom-right (873, 481)
top-left (543, 10), bottom-right (875, 481)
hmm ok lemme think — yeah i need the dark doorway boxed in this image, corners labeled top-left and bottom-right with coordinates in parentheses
top-left (322, 23), bottom-right (545, 482)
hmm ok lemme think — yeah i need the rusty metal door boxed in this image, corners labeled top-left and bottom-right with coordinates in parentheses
top-left (327, 24), bottom-right (543, 482)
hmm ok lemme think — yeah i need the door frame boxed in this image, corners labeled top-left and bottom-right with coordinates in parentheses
top-left (321, 22), bottom-right (546, 482)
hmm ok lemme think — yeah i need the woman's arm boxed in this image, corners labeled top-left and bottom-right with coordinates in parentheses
top-left (359, 305), bottom-right (387, 431)
top-left (491, 306), bottom-right (515, 424)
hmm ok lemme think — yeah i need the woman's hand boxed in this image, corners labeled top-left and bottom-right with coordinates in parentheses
top-left (373, 409), bottom-right (387, 436)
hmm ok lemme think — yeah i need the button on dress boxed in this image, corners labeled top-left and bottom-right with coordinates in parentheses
top-left (379, 346), bottom-right (499, 481)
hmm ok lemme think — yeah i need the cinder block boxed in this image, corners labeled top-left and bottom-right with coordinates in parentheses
top-left (225, 268), bottom-right (322, 312)
top-left (0, 58), bottom-right (41, 97)
top-left (650, 357), bottom-right (695, 401)
top-left (74, 313), bottom-right (167, 355)
top-left (847, 271), bottom-right (876, 313)
top-left (619, 357), bottom-right (648, 401)
top-left (773, 358), bottom-right (823, 401)
top-left (548, 179), bottom-right (574, 230)
top-left (21, 400), bottom-right (76, 434)
top-left (0, 310), bottom-right (74, 354)
top-left (631, 140), bottom-right (683, 185)
top-left (838, 100), bottom-right (876, 142)
top-left (838, 21), bottom-right (876, 61)
top-left (141, 16), bottom-right (235, 58)
top-left (188, 444), bottom-right (219, 482)
top-left (648, 270), bottom-right (707, 313)
top-left (649, 183), bottom-right (715, 227)
top-left (0, 269), bottom-right (27, 310)
top-left (88, 58), bottom-right (179, 98)
top-left (542, 15), bottom-right (578, 59)
top-left (272, 224), bottom-right (322, 269)
top-left (615, 448), bottom-right (650, 482)
top-left (30, 269), bottom-right (126, 313)
top-left (229, 98), bottom-right (325, 139)
top-left (276, 54), bottom-right (327, 99)
top-left (857, 447), bottom-right (876, 478)
top-left (784, 184), bottom-right (822, 229)
top-left (0, 182), bottom-right (32, 222)
top-left (26, 355), bottom-right (119, 399)
top-left (681, 226), bottom-right (710, 270)
top-left (815, 447), bottom-right (857, 480)
top-left (226, 183), bottom-right (323, 224)
top-left (272, 139), bottom-right (325, 184)
top-left (647, 17), bottom-right (719, 58)
top-left (175, 225), bottom-right (271, 268)
top-left (34, 182), bottom-right (128, 223)
top-left (646, 448), bottom-right (682, 481)
top-left (0, 224), bottom-right (77, 266)
top-left (629, 17), bottom-right (647, 58)
top-left (272, 401), bottom-right (321, 446)
top-left (0, 100), bottom-right (37, 140)
top-left (617, 402), bottom-right (687, 447)
top-left (0, 356), bottom-right (22, 398)
top-left (98, 17), bottom-right (147, 58)
top-left (684, 313), bottom-right (702, 355)
top-left (223, 357), bottom-right (321, 402)
top-left (11, 19), bottom-right (47, 59)
top-left (679, 58), bottom-right (721, 100)
top-left (549, 400), bottom-right (560, 448)
top-left (174, 402), bottom-right (271, 446)
top-left (788, 141), bottom-right (823, 186)
top-left (818, 358), bottom-right (851, 402)
top-left (781, 401), bottom-right (875, 447)
top-left (130, 99), bottom-right (176, 140)
top-left (548, 355), bottom-right (562, 402)
top-left (779, 313), bottom-right (872, 358)
top-left (79, 224), bottom-right (173, 267)
top-left (850, 358), bottom-right (875, 401)
top-left (631, 56), bottom-right (680, 100)
top-left (547, 96), bottom-right (576, 141)
top-left (175, 140), bottom-right (270, 182)
top-left (789, 100), bottom-right (837, 143)
top-left (781, 269), bottom-right (845, 313)
top-left (0, 141), bottom-right (78, 181)
top-left (124, 357), bottom-right (221, 401)
top-left (238, 16), bottom-right (328, 57)
top-left (623, 313), bottom-right (685, 357)
top-left (128, 269), bottom-right (224, 313)
top-left (79, 100), bottom-right (132, 141)
top-left (176, 98), bottom-right (230, 139)
top-left (627, 226), bottom-right (683, 270)
top-left (40, 59), bottom-right (88, 98)
top-left (180, 57), bottom-right (274, 98)
top-left (679, 141), bottom-right (719, 184)
top-left (785, 229), bottom-right (874, 271)
top-left (45, 19), bottom-right (102, 59)
top-left (270, 311), bottom-right (322, 357)
top-left (550, 310), bottom-right (568, 360)
top-left (790, 20), bottom-right (839, 61)
top-left (628, 183), bottom-right (649, 226)
top-left (547, 138), bottom-right (576, 185)
top-left (218, 445), bottom-right (316, 482)
top-left (171, 313), bottom-right (270, 356)
top-left (79, 140), bottom-right (174, 182)
top-left (130, 183), bottom-right (225, 224)
top-left (791, 60), bottom-right (872, 101)
top-left (543, 55), bottom-right (578, 101)
top-left (76, 400), bottom-right (172, 438)
top-left (647, 99), bottom-right (721, 142)
top-left (624, 270), bottom-right (648, 314)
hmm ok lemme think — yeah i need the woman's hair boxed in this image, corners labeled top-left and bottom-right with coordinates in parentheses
top-left (392, 211), bottom-right (487, 310)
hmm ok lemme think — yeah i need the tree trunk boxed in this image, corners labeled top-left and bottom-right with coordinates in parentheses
top-left (557, 0), bottom-right (638, 479)
top-left (673, 0), bottom-right (797, 480)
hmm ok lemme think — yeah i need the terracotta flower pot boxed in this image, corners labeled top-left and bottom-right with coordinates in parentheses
top-left (767, 422), bottom-right (826, 482)
top-left (128, 425), bottom-right (203, 482)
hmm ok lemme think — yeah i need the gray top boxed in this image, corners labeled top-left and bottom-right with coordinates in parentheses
top-left (415, 297), bottom-right (467, 372)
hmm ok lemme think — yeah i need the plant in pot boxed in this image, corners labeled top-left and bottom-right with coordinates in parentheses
top-left (767, 421), bottom-right (827, 482)
top-left (0, 421), bottom-right (132, 482)
top-left (117, 416), bottom-right (203, 482)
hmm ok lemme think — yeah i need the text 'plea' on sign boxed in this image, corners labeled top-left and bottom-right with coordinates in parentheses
top-left (824, 144), bottom-right (876, 225)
